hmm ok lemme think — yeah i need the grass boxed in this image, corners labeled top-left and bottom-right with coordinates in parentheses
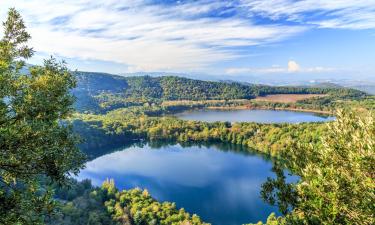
top-left (254, 94), bottom-right (328, 103)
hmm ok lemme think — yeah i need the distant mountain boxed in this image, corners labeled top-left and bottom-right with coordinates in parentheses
top-left (120, 71), bottom-right (216, 82)
top-left (122, 72), bottom-right (375, 92)
top-left (307, 82), bottom-right (343, 88)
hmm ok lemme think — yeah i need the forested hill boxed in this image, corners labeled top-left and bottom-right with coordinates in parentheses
top-left (72, 71), bottom-right (366, 113)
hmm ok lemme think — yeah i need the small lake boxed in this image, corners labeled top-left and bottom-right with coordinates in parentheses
top-left (78, 143), bottom-right (295, 225)
top-left (175, 109), bottom-right (334, 123)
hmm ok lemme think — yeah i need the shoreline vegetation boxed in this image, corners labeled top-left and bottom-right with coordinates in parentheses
top-left (206, 105), bottom-right (333, 115)
top-left (159, 93), bottom-right (374, 116)
top-left (161, 97), bottom-right (334, 114)
top-left (72, 105), bottom-right (329, 158)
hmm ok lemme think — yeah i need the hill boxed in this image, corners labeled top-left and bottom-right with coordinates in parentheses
top-left (72, 72), bottom-right (367, 113)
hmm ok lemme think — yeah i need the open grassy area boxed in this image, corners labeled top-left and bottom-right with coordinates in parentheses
top-left (254, 94), bottom-right (328, 103)
top-left (161, 99), bottom-right (249, 106)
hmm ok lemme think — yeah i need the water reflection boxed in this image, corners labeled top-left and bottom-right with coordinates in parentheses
top-left (78, 143), bottom-right (294, 225)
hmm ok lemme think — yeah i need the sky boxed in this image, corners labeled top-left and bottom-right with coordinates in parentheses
top-left (1, 0), bottom-right (375, 82)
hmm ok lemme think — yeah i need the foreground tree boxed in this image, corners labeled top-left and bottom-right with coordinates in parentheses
top-left (292, 110), bottom-right (374, 224)
top-left (0, 8), bottom-right (85, 224)
top-left (255, 109), bottom-right (374, 225)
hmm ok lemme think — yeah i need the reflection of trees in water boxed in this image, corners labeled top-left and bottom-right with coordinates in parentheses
top-left (81, 140), bottom-right (147, 160)
top-left (84, 138), bottom-right (275, 162)
top-left (83, 136), bottom-right (298, 210)
top-left (148, 139), bottom-right (274, 161)
top-left (83, 138), bottom-right (299, 216)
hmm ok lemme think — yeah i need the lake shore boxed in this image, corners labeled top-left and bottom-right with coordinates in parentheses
top-left (207, 105), bottom-right (333, 115)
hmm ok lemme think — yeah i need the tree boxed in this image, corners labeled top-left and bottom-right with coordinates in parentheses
top-left (0, 8), bottom-right (85, 224)
top-left (257, 110), bottom-right (374, 225)
top-left (289, 110), bottom-right (374, 224)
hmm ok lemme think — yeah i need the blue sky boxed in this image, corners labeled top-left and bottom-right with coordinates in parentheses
top-left (1, 0), bottom-right (375, 82)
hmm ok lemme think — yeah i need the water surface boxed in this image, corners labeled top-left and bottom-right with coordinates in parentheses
top-left (175, 109), bottom-right (334, 123)
top-left (78, 143), bottom-right (293, 225)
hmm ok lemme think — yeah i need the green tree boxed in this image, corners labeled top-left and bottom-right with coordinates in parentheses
top-left (0, 8), bottom-right (85, 224)
top-left (289, 110), bottom-right (375, 224)
top-left (256, 110), bottom-right (374, 225)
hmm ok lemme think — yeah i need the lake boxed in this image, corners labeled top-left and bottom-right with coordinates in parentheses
top-left (78, 143), bottom-right (295, 225)
top-left (175, 109), bottom-right (334, 123)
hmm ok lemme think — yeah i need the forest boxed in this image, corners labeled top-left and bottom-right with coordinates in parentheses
top-left (0, 8), bottom-right (374, 225)
top-left (47, 179), bottom-right (207, 225)
top-left (72, 105), bottom-right (327, 157)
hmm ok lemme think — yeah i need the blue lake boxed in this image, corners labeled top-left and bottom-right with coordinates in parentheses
top-left (175, 109), bottom-right (334, 123)
top-left (78, 143), bottom-right (296, 225)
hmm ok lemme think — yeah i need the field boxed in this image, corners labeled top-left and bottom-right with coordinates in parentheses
top-left (161, 94), bottom-right (328, 106)
top-left (254, 94), bottom-right (327, 103)
top-left (161, 99), bottom-right (249, 106)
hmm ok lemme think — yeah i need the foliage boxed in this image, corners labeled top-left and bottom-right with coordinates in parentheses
top-left (250, 110), bottom-right (375, 225)
top-left (288, 110), bottom-right (374, 224)
top-left (248, 95), bottom-right (374, 113)
top-left (260, 163), bottom-right (298, 215)
top-left (46, 179), bottom-right (117, 225)
top-left (72, 105), bottom-right (328, 158)
top-left (101, 179), bottom-right (209, 225)
top-left (48, 179), bottom-right (209, 225)
top-left (0, 9), bottom-right (85, 224)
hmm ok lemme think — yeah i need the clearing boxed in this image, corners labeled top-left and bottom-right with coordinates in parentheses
top-left (254, 94), bottom-right (327, 103)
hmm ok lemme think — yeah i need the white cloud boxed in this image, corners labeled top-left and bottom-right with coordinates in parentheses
top-left (0, 0), bottom-right (304, 72)
top-left (288, 60), bottom-right (300, 72)
top-left (1, 0), bottom-right (373, 73)
top-left (304, 66), bottom-right (336, 73)
top-left (240, 0), bottom-right (375, 29)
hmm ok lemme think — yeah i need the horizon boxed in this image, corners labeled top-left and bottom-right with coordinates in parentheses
top-left (1, 0), bottom-right (375, 84)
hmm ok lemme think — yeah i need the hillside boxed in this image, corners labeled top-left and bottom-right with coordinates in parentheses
top-left (72, 72), bottom-right (367, 113)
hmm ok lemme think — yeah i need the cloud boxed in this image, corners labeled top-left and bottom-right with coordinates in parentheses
top-left (288, 60), bottom-right (300, 72)
top-left (0, 0), bottom-right (304, 72)
top-left (239, 0), bottom-right (375, 29)
top-left (1, 0), bottom-right (373, 73)
top-left (226, 61), bottom-right (335, 75)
